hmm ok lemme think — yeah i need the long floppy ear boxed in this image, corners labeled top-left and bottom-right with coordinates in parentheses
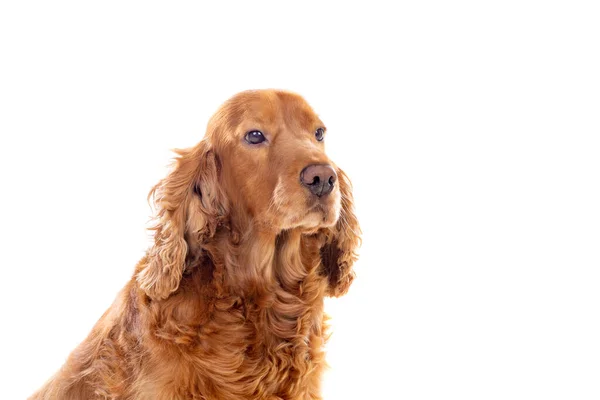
top-left (320, 168), bottom-right (361, 297)
top-left (136, 141), bottom-right (227, 300)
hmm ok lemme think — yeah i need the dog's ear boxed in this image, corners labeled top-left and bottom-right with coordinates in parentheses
top-left (136, 141), bottom-right (227, 300)
top-left (320, 168), bottom-right (361, 297)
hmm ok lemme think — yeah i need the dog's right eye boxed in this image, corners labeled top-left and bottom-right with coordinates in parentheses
top-left (245, 130), bottom-right (266, 145)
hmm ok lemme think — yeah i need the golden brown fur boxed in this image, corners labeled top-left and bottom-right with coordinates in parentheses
top-left (31, 89), bottom-right (360, 400)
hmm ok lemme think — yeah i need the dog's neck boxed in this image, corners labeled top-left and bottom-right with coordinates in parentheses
top-left (199, 220), bottom-right (324, 302)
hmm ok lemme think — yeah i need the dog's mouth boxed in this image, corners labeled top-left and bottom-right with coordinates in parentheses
top-left (305, 201), bottom-right (339, 227)
top-left (275, 187), bottom-right (341, 230)
top-left (310, 203), bottom-right (327, 217)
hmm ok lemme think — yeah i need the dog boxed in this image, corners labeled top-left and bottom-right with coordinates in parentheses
top-left (31, 89), bottom-right (360, 400)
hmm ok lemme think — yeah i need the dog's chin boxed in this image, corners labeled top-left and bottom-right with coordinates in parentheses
top-left (269, 191), bottom-right (341, 232)
top-left (292, 203), bottom-right (340, 232)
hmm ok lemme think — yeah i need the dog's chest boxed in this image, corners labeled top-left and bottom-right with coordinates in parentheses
top-left (189, 293), bottom-right (326, 398)
top-left (239, 305), bottom-right (326, 397)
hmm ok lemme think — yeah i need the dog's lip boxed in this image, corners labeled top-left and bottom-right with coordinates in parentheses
top-left (309, 203), bottom-right (335, 222)
top-left (308, 202), bottom-right (326, 213)
top-left (308, 196), bottom-right (339, 211)
top-left (296, 201), bottom-right (338, 229)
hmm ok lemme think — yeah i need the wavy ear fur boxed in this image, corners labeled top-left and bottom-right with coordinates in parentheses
top-left (320, 168), bottom-right (361, 297)
top-left (136, 141), bottom-right (227, 300)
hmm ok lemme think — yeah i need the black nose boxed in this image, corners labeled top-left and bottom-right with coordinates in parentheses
top-left (300, 164), bottom-right (337, 197)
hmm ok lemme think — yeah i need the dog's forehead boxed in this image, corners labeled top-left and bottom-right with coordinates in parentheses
top-left (237, 90), bottom-right (321, 131)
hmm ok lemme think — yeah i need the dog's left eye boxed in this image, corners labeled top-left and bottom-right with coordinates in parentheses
top-left (245, 130), bottom-right (266, 144)
top-left (315, 127), bottom-right (325, 142)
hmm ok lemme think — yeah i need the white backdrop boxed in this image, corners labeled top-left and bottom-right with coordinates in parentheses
top-left (1, 1), bottom-right (599, 399)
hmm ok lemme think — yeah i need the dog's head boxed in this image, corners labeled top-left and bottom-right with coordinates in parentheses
top-left (137, 90), bottom-right (360, 299)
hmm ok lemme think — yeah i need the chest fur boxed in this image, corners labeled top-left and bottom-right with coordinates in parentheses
top-left (143, 284), bottom-right (328, 399)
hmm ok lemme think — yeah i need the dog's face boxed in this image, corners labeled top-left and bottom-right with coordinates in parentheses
top-left (137, 89), bottom-right (360, 300)
top-left (212, 90), bottom-right (341, 232)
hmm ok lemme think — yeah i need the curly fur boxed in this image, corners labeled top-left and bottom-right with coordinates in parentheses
top-left (30, 89), bottom-right (361, 400)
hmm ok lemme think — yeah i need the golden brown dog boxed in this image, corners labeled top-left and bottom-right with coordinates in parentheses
top-left (31, 89), bottom-right (360, 400)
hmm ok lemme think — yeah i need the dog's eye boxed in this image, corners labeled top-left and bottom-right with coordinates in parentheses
top-left (315, 127), bottom-right (325, 142)
top-left (245, 130), bottom-right (266, 145)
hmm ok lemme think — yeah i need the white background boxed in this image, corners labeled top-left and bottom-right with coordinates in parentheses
top-left (1, 1), bottom-right (599, 399)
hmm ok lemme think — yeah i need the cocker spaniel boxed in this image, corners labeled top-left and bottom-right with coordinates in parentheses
top-left (31, 89), bottom-right (360, 400)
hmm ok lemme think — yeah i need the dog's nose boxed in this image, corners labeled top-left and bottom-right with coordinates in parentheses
top-left (300, 164), bottom-right (337, 197)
